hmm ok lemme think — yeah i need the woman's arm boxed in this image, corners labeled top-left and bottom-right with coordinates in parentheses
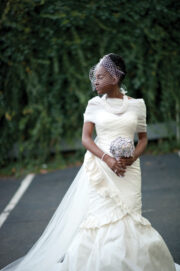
top-left (82, 122), bottom-right (126, 176)
top-left (133, 132), bottom-right (148, 160)
top-left (81, 122), bottom-right (106, 160)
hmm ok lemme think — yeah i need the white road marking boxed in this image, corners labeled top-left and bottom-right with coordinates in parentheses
top-left (0, 173), bottom-right (35, 229)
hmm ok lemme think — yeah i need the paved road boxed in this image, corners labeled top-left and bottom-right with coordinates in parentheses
top-left (0, 153), bottom-right (180, 268)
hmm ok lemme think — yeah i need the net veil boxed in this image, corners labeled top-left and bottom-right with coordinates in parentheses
top-left (0, 163), bottom-right (90, 271)
top-left (89, 54), bottom-right (128, 95)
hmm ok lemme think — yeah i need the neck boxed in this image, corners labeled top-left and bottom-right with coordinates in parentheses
top-left (106, 86), bottom-right (124, 99)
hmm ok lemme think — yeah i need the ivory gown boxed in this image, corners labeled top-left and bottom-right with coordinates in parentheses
top-left (57, 94), bottom-right (180, 271)
top-left (1, 94), bottom-right (180, 271)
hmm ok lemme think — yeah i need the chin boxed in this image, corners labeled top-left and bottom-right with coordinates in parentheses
top-left (97, 91), bottom-right (103, 96)
top-left (97, 89), bottom-right (105, 94)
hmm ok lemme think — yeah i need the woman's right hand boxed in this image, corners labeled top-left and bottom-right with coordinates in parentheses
top-left (103, 155), bottom-right (126, 177)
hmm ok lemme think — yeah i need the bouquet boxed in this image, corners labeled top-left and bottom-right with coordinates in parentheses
top-left (109, 136), bottom-right (135, 160)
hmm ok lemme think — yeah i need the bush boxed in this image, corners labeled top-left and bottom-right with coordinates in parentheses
top-left (0, 0), bottom-right (179, 167)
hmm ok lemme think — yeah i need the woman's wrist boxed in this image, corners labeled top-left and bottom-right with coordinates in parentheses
top-left (101, 152), bottom-right (110, 163)
top-left (101, 152), bottom-right (107, 161)
top-left (103, 154), bottom-right (111, 164)
top-left (133, 153), bottom-right (139, 161)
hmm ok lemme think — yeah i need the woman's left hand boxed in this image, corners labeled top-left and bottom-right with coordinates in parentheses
top-left (117, 156), bottom-right (136, 167)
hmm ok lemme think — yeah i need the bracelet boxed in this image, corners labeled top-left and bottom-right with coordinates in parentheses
top-left (101, 152), bottom-right (108, 161)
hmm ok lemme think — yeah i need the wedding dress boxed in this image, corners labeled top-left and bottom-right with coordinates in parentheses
top-left (1, 94), bottom-right (180, 271)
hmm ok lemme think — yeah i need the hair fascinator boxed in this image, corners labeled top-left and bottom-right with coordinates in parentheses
top-left (89, 54), bottom-right (128, 95)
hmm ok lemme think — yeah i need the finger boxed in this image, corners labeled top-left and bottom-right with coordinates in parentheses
top-left (120, 169), bottom-right (126, 176)
top-left (117, 169), bottom-right (126, 175)
top-left (121, 157), bottom-right (130, 161)
top-left (120, 162), bottom-right (126, 168)
top-left (126, 159), bottom-right (133, 166)
top-left (115, 167), bottom-right (125, 174)
top-left (118, 157), bottom-right (124, 162)
top-left (116, 164), bottom-right (126, 171)
top-left (116, 160), bottom-right (126, 166)
top-left (118, 171), bottom-right (125, 177)
top-left (121, 163), bottom-right (127, 168)
top-left (117, 160), bottom-right (121, 164)
top-left (117, 164), bottom-right (126, 169)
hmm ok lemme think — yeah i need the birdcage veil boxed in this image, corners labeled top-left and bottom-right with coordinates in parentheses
top-left (89, 53), bottom-right (128, 95)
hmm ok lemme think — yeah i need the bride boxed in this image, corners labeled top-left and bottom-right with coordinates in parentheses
top-left (1, 53), bottom-right (180, 271)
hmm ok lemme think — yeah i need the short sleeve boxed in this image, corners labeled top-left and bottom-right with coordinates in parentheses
top-left (136, 99), bottom-right (147, 133)
top-left (83, 96), bottom-right (100, 124)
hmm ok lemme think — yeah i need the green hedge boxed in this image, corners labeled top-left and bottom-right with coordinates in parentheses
top-left (0, 0), bottom-right (179, 167)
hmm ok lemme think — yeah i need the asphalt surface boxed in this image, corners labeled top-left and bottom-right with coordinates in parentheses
top-left (0, 153), bottom-right (180, 268)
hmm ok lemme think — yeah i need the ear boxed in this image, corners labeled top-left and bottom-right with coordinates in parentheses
top-left (112, 76), bottom-right (119, 85)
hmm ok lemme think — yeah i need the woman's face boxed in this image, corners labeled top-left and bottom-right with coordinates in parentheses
top-left (94, 65), bottom-right (115, 94)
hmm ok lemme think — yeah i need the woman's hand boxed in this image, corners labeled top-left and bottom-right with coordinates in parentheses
top-left (103, 155), bottom-right (127, 177)
top-left (117, 156), bottom-right (136, 167)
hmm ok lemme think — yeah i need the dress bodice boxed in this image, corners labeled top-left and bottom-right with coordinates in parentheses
top-left (83, 94), bottom-right (147, 154)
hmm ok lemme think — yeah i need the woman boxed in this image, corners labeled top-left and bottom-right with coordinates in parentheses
top-left (1, 53), bottom-right (180, 271)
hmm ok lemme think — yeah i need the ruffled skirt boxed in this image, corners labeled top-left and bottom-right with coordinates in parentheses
top-left (56, 150), bottom-right (178, 271)
top-left (1, 148), bottom-right (179, 271)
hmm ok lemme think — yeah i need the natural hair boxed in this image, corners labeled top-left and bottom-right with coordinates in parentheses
top-left (108, 53), bottom-right (127, 86)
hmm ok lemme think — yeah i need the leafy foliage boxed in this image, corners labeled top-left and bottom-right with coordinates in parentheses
top-left (0, 0), bottom-right (179, 167)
